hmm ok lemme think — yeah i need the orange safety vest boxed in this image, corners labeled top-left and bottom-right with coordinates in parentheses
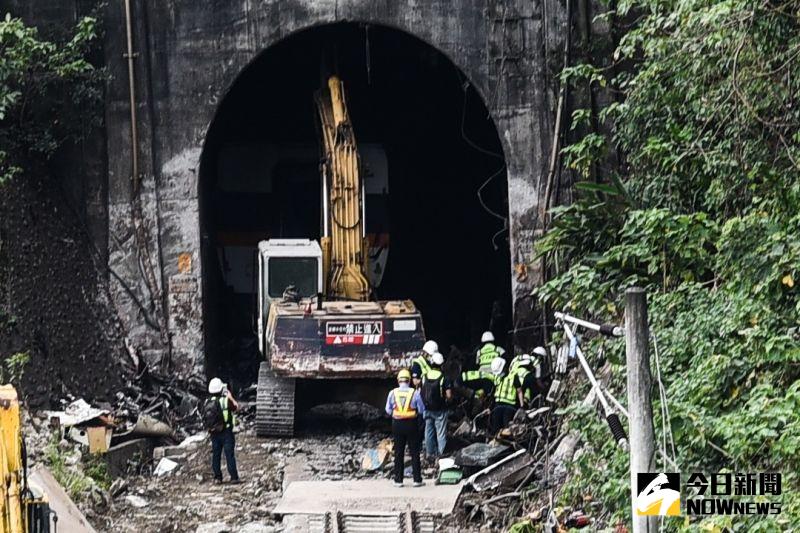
top-left (392, 388), bottom-right (418, 419)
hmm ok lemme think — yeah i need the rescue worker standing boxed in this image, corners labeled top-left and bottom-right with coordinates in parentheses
top-left (519, 347), bottom-right (548, 405)
top-left (421, 352), bottom-right (453, 462)
top-left (490, 364), bottom-right (522, 433)
top-left (385, 369), bottom-right (426, 487)
top-left (411, 340), bottom-right (437, 447)
top-left (207, 378), bottom-right (241, 484)
top-left (411, 340), bottom-right (438, 387)
top-left (476, 331), bottom-right (505, 372)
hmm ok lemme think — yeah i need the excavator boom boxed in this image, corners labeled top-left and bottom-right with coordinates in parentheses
top-left (254, 76), bottom-right (426, 437)
top-left (315, 76), bottom-right (371, 301)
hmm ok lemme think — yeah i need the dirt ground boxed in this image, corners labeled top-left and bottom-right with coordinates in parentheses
top-left (92, 403), bottom-right (392, 532)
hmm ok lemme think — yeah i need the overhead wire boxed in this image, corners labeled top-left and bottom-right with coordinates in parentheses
top-left (457, 79), bottom-right (509, 249)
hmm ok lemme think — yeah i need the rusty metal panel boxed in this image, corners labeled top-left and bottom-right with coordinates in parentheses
top-left (269, 311), bottom-right (425, 378)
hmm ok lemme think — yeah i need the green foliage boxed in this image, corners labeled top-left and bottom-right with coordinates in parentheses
top-left (0, 351), bottom-right (29, 386)
top-left (0, 13), bottom-right (104, 184)
top-left (44, 433), bottom-right (96, 501)
top-left (83, 453), bottom-right (112, 491)
top-left (540, 0), bottom-right (800, 529)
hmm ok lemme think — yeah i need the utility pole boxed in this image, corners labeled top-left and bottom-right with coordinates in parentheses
top-left (625, 287), bottom-right (656, 532)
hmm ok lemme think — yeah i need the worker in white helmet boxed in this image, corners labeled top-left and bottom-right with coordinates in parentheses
top-left (420, 351), bottom-right (453, 463)
top-left (204, 377), bottom-right (240, 484)
top-left (411, 339), bottom-right (438, 387)
top-left (410, 340), bottom-right (438, 450)
top-left (519, 347), bottom-right (548, 405)
top-left (476, 331), bottom-right (505, 372)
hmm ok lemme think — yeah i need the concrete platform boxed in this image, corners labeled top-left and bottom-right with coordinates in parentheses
top-left (273, 479), bottom-right (463, 516)
top-left (30, 465), bottom-right (97, 533)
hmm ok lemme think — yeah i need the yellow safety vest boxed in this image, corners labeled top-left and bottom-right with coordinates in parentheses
top-left (515, 367), bottom-right (532, 402)
top-left (219, 396), bottom-right (235, 428)
top-left (478, 343), bottom-right (500, 366)
top-left (392, 388), bottom-right (417, 419)
top-left (462, 370), bottom-right (499, 384)
top-left (495, 374), bottom-right (518, 406)
top-left (412, 354), bottom-right (431, 376)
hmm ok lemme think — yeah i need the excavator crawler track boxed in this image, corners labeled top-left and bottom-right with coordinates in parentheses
top-left (256, 362), bottom-right (296, 437)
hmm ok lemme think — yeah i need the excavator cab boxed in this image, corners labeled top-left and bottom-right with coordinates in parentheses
top-left (256, 239), bottom-right (323, 351)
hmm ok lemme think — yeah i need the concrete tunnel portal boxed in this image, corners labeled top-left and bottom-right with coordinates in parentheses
top-left (199, 23), bottom-right (512, 386)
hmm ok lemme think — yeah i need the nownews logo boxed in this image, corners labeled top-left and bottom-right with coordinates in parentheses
top-left (636, 473), bottom-right (680, 516)
top-left (637, 472), bottom-right (782, 517)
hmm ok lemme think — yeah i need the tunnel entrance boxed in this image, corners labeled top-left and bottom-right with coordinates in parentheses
top-left (199, 23), bottom-right (511, 385)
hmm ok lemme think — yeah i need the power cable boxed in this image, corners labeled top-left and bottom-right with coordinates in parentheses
top-left (459, 81), bottom-right (505, 160)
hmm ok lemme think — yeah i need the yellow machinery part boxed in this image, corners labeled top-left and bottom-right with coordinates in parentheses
top-left (0, 384), bottom-right (24, 532)
top-left (320, 236), bottom-right (331, 296)
top-left (316, 76), bottom-right (371, 302)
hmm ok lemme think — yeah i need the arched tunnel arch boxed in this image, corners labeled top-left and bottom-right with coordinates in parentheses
top-left (199, 22), bottom-right (511, 384)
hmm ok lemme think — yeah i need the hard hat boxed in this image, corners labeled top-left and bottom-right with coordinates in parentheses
top-left (490, 357), bottom-right (506, 375)
top-left (422, 340), bottom-right (439, 356)
top-left (397, 369), bottom-right (411, 381)
top-left (481, 331), bottom-right (495, 343)
top-left (533, 346), bottom-right (548, 357)
top-left (431, 352), bottom-right (444, 366)
top-left (208, 377), bottom-right (224, 394)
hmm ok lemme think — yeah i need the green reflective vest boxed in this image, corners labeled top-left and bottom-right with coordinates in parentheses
top-left (462, 369), bottom-right (499, 384)
top-left (495, 373), bottom-right (518, 406)
top-left (424, 368), bottom-right (444, 392)
top-left (412, 354), bottom-right (431, 376)
top-left (219, 396), bottom-right (235, 428)
top-left (477, 343), bottom-right (500, 366)
top-left (515, 367), bottom-right (532, 402)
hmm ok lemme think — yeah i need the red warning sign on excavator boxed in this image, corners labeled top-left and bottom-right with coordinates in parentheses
top-left (325, 321), bottom-right (384, 345)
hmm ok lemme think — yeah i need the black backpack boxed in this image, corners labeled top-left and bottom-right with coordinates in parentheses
top-left (203, 397), bottom-right (225, 433)
top-left (421, 374), bottom-right (445, 411)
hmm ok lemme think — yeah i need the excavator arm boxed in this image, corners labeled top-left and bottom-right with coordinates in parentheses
top-left (315, 76), bottom-right (372, 302)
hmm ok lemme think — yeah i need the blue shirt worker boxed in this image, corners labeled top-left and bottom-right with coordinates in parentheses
top-left (207, 377), bottom-right (240, 484)
top-left (385, 369), bottom-right (426, 487)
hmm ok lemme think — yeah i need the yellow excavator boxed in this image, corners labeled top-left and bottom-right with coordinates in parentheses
top-left (254, 76), bottom-right (426, 436)
top-left (0, 385), bottom-right (51, 532)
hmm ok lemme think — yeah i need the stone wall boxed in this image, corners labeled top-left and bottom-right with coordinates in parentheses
top-left (3, 0), bottom-right (581, 378)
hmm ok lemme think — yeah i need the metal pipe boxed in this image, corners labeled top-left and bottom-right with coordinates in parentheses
top-left (322, 168), bottom-right (329, 237)
top-left (124, 0), bottom-right (139, 193)
top-left (560, 321), bottom-right (612, 415)
top-left (554, 311), bottom-right (623, 337)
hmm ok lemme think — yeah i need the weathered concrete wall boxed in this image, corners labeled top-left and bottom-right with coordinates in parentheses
top-left (7, 0), bottom-right (574, 377)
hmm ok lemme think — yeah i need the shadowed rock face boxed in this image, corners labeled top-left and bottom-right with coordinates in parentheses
top-left (0, 172), bottom-right (127, 406)
top-left (1, 0), bottom-right (577, 385)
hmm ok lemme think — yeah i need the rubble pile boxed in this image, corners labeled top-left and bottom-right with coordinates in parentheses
top-left (18, 366), bottom-right (603, 532)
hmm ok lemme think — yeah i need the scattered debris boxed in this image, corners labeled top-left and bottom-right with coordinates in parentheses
top-left (437, 458), bottom-right (463, 485)
top-left (45, 399), bottom-right (111, 428)
top-left (195, 522), bottom-right (229, 533)
top-left (179, 434), bottom-right (206, 448)
top-left (124, 494), bottom-right (148, 508)
top-left (467, 448), bottom-right (535, 492)
top-left (454, 442), bottom-right (510, 471)
top-left (361, 437), bottom-right (393, 471)
top-left (109, 478), bottom-right (128, 497)
top-left (153, 457), bottom-right (180, 476)
top-left (105, 438), bottom-right (153, 477)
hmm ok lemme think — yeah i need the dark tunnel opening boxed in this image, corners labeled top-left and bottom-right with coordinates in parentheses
top-left (199, 23), bottom-right (511, 385)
